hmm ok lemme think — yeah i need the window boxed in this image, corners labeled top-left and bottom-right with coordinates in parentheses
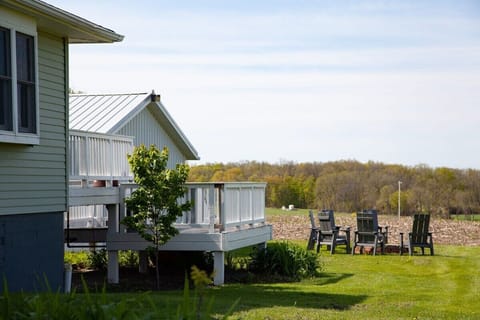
top-left (16, 32), bottom-right (36, 133)
top-left (0, 21), bottom-right (38, 144)
top-left (0, 27), bottom-right (12, 131)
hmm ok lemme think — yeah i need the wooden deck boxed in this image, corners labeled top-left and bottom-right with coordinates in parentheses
top-left (66, 131), bottom-right (271, 285)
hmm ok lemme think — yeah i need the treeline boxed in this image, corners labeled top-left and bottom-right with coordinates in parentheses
top-left (188, 160), bottom-right (480, 217)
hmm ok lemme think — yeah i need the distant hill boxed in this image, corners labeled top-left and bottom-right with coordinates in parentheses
top-left (189, 160), bottom-right (480, 217)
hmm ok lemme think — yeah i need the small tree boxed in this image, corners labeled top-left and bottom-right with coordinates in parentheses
top-left (122, 144), bottom-right (191, 289)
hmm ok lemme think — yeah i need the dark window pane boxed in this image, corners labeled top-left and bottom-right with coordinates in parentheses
top-left (16, 32), bottom-right (36, 134)
top-left (0, 27), bottom-right (10, 77)
top-left (16, 32), bottom-right (34, 82)
top-left (0, 27), bottom-right (12, 131)
top-left (17, 82), bottom-right (35, 133)
top-left (0, 79), bottom-right (12, 130)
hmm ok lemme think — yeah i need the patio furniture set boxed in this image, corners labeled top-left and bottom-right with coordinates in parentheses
top-left (307, 209), bottom-right (434, 256)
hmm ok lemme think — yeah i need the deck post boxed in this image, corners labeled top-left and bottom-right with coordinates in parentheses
top-left (213, 251), bottom-right (225, 285)
top-left (106, 204), bottom-right (119, 283)
top-left (107, 250), bottom-right (119, 283)
top-left (209, 185), bottom-right (215, 233)
top-left (139, 250), bottom-right (148, 274)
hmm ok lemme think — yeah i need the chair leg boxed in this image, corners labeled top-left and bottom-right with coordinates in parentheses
top-left (372, 236), bottom-right (379, 256)
top-left (399, 234), bottom-right (404, 256)
top-left (307, 230), bottom-right (316, 250)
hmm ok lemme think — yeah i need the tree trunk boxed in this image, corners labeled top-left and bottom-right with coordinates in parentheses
top-left (155, 246), bottom-right (160, 289)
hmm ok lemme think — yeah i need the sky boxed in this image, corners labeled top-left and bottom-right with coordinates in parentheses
top-left (49, 0), bottom-right (480, 169)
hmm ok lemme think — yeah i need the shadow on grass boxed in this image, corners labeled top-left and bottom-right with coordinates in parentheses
top-left (212, 283), bottom-right (367, 312)
top-left (315, 272), bottom-right (354, 286)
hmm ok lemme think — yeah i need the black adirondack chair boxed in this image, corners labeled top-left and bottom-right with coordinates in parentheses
top-left (307, 210), bottom-right (320, 250)
top-left (400, 213), bottom-right (434, 255)
top-left (316, 210), bottom-right (351, 254)
top-left (352, 210), bottom-right (387, 255)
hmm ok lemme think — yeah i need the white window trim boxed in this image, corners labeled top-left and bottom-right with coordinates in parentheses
top-left (0, 8), bottom-right (40, 145)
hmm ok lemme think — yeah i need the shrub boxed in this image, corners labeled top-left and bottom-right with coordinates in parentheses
top-left (88, 249), bottom-right (107, 271)
top-left (64, 251), bottom-right (89, 270)
top-left (249, 242), bottom-right (321, 280)
top-left (225, 251), bottom-right (250, 271)
top-left (119, 250), bottom-right (139, 268)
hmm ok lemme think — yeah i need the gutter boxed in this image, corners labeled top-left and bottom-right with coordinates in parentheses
top-left (2, 0), bottom-right (124, 43)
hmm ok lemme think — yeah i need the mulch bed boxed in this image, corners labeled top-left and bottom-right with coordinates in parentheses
top-left (72, 267), bottom-right (187, 292)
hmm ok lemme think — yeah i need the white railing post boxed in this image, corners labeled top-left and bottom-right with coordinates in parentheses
top-left (208, 185), bottom-right (215, 233)
top-left (118, 184), bottom-right (128, 233)
top-left (85, 134), bottom-right (90, 185)
top-left (108, 136), bottom-right (113, 185)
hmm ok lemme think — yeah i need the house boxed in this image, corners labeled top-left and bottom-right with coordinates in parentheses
top-left (66, 93), bottom-right (272, 286)
top-left (69, 92), bottom-right (199, 167)
top-left (67, 92), bottom-right (199, 230)
top-left (0, 0), bottom-right (122, 292)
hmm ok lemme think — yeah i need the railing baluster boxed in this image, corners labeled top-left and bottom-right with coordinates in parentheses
top-left (69, 130), bottom-right (134, 186)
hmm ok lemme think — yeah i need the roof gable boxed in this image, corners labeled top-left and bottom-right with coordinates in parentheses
top-left (69, 92), bottom-right (199, 160)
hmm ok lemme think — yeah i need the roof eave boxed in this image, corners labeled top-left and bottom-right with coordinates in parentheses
top-left (2, 0), bottom-right (124, 43)
top-left (153, 101), bottom-right (200, 161)
top-left (111, 97), bottom-right (200, 161)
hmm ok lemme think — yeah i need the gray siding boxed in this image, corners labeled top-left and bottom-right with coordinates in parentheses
top-left (0, 32), bottom-right (67, 215)
top-left (116, 107), bottom-right (187, 168)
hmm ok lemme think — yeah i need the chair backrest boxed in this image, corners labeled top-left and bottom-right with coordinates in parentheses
top-left (411, 214), bottom-right (430, 244)
top-left (317, 210), bottom-right (335, 233)
top-left (356, 211), bottom-right (379, 243)
top-left (309, 210), bottom-right (316, 228)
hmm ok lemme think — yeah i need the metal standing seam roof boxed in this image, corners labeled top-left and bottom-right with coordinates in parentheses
top-left (70, 93), bottom-right (147, 133)
top-left (69, 92), bottom-right (200, 160)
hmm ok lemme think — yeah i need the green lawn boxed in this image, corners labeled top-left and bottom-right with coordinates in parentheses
top-left (168, 245), bottom-right (480, 319)
top-left (4, 246), bottom-right (479, 319)
top-left (452, 214), bottom-right (480, 222)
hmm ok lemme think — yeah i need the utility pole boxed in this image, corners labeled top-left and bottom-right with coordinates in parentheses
top-left (398, 180), bottom-right (402, 218)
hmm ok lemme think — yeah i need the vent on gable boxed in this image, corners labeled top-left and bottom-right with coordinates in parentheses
top-left (151, 90), bottom-right (160, 102)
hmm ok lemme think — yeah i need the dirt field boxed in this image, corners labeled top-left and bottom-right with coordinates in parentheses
top-left (269, 214), bottom-right (480, 246)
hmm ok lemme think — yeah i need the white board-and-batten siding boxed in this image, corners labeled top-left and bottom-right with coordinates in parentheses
top-left (0, 32), bottom-right (67, 215)
top-left (115, 106), bottom-right (187, 168)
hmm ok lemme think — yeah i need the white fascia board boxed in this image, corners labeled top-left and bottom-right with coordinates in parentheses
top-left (2, 0), bottom-right (124, 43)
top-left (154, 100), bottom-right (200, 161)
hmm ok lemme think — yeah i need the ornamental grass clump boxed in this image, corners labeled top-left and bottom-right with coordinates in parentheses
top-left (250, 241), bottom-right (321, 280)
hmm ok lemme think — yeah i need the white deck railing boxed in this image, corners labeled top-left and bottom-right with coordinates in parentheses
top-left (69, 130), bottom-right (134, 186)
top-left (118, 182), bottom-right (267, 233)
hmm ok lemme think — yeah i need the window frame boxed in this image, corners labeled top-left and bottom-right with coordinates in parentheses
top-left (0, 10), bottom-right (39, 145)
